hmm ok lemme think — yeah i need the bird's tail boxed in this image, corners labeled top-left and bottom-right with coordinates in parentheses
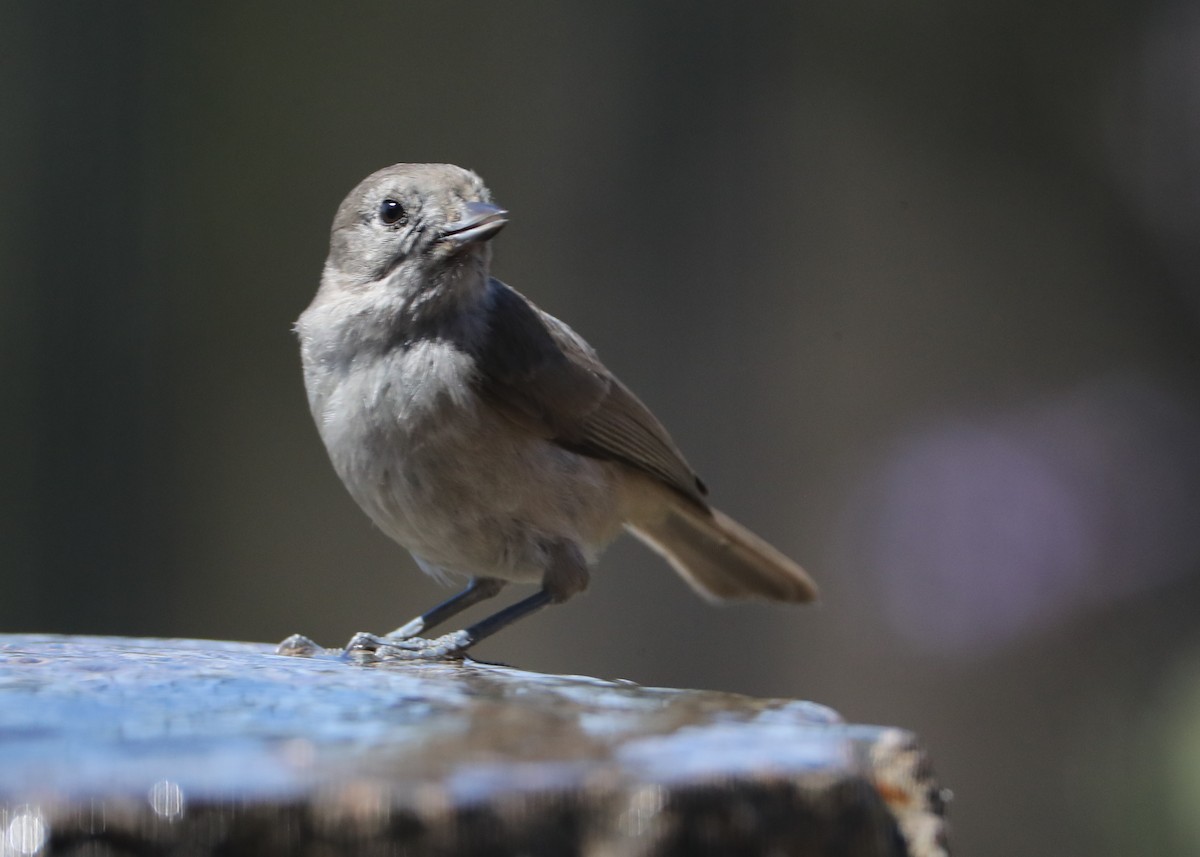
top-left (628, 497), bottom-right (817, 604)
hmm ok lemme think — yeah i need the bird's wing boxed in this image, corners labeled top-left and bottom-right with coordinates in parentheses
top-left (470, 279), bottom-right (707, 504)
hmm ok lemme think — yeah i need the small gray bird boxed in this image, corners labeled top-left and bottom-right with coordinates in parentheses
top-left (297, 163), bottom-right (816, 659)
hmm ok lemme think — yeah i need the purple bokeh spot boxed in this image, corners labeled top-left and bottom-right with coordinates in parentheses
top-left (844, 373), bottom-right (1200, 657)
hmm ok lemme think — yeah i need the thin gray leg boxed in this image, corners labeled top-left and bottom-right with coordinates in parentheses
top-left (365, 542), bottom-right (590, 661)
top-left (456, 589), bottom-right (554, 647)
top-left (387, 577), bottom-right (506, 639)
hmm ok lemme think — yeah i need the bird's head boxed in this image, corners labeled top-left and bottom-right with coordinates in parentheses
top-left (326, 163), bottom-right (507, 298)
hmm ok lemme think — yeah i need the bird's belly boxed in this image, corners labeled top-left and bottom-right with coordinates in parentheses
top-left (314, 350), bottom-right (623, 582)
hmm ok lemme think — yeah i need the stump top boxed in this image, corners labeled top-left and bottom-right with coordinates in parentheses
top-left (0, 635), bottom-right (948, 856)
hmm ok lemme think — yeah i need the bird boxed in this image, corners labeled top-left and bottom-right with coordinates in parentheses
top-left (295, 163), bottom-right (816, 659)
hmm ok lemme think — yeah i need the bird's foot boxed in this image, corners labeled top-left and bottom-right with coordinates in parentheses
top-left (342, 631), bottom-right (390, 655)
top-left (343, 630), bottom-right (472, 662)
top-left (275, 633), bottom-right (328, 658)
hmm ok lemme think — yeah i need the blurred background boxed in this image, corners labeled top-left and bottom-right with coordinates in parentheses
top-left (3, 2), bottom-right (1200, 854)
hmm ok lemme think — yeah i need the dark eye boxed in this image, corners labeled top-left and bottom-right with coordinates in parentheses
top-left (378, 198), bottom-right (407, 226)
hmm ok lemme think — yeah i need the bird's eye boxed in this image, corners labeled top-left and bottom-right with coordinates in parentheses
top-left (378, 198), bottom-right (407, 226)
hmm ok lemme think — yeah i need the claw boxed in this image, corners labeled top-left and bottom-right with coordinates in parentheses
top-left (344, 631), bottom-right (389, 651)
top-left (339, 629), bottom-right (473, 663)
top-left (275, 633), bottom-right (324, 658)
top-left (373, 630), bottom-right (473, 662)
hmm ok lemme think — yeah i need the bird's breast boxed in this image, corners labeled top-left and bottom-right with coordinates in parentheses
top-left (301, 338), bottom-right (624, 579)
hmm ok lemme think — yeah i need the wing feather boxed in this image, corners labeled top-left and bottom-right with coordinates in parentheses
top-left (470, 280), bottom-right (706, 504)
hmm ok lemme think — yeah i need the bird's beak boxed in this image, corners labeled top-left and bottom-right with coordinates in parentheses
top-left (441, 202), bottom-right (508, 246)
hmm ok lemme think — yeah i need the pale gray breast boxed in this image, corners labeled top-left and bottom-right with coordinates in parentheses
top-left (302, 326), bottom-right (626, 578)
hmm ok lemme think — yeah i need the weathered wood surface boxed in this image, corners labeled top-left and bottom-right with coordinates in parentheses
top-left (0, 635), bottom-right (949, 856)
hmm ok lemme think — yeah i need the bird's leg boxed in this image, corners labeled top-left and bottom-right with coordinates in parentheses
top-left (389, 576), bottom-right (507, 639)
top-left (344, 576), bottom-right (506, 655)
top-left (367, 542), bottom-right (589, 661)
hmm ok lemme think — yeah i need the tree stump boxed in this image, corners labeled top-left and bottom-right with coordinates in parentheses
top-left (0, 635), bottom-right (949, 856)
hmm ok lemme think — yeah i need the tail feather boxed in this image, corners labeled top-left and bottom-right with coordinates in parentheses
top-left (629, 500), bottom-right (817, 604)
